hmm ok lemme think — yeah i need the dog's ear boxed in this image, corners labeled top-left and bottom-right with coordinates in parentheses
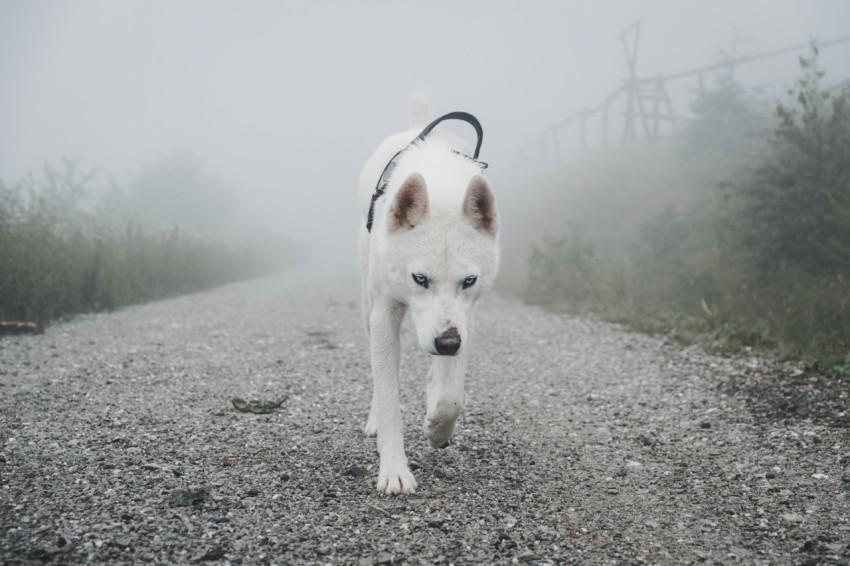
top-left (389, 173), bottom-right (429, 232)
top-left (462, 175), bottom-right (498, 237)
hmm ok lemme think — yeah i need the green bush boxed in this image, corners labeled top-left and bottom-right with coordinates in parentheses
top-left (525, 46), bottom-right (850, 367)
top-left (733, 47), bottom-right (850, 275)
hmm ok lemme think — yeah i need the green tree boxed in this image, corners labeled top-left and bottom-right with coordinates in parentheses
top-left (683, 72), bottom-right (770, 159)
top-left (742, 44), bottom-right (850, 274)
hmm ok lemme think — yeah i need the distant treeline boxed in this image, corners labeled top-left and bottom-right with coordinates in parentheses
top-left (526, 46), bottom-right (850, 370)
top-left (0, 154), bottom-right (300, 325)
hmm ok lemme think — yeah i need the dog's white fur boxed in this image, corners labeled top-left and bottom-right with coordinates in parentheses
top-left (358, 113), bottom-right (500, 495)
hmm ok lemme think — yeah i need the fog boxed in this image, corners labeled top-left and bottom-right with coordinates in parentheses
top-left (2, 0), bottom-right (849, 270)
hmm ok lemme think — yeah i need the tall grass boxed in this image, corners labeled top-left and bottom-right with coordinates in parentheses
top-left (0, 159), bottom-right (293, 324)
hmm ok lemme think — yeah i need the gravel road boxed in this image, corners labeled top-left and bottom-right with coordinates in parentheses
top-left (2, 267), bottom-right (848, 565)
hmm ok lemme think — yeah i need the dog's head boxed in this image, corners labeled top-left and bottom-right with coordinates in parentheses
top-left (380, 169), bottom-right (499, 356)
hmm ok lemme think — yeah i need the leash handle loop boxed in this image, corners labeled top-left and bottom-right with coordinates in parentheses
top-left (415, 111), bottom-right (484, 159)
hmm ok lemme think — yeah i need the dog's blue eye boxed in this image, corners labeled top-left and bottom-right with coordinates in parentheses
top-left (462, 275), bottom-right (478, 289)
top-left (412, 273), bottom-right (429, 288)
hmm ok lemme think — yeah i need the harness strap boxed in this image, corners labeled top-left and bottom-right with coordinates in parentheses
top-left (366, 111), bottom-right (486, 233)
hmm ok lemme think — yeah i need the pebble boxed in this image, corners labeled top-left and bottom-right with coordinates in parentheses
top-left (346, 465), bottom-right (369, 478)
top-left (113, 536), bottom-right (133, 548)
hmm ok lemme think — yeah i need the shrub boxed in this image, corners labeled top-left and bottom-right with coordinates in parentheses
top-left (0, 159), bottom-right (289, 324)
top-left (524, 46), bottom-right (850, 366)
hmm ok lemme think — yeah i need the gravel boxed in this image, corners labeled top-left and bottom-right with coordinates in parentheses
top-left (1, 266), bottom-right (848, 564)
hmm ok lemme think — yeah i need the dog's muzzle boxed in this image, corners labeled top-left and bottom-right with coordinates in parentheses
top-left (434, 327), bottom-right (461, 356)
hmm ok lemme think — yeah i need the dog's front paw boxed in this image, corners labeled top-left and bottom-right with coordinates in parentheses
top-left (425, 416), bottom-right (457, 449)
top-left (376, 462), bottom-right (417, 495)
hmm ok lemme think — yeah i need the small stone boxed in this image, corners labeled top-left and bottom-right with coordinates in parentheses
top-left (518, 550), bottom-right (538, 562)
top-left (171, 467), bottom-right (184, 477)
top-left (433, 468), bottom-right (446, 478)
top-left (113, 536), bottom-right (133, 548)
top-left (26, 549), bottom-right (52, 562)
top-left (376, 553), bottom-right (393, 564)
top-left (246, 487), bottom-right (259, 497)
top-left (700, 422), bottom-right (711, 429)
top-left (57, 536), bottom-right (67, 548)
top-left (317, 544), bottom-right (332, 555)
top-left (200, 546), bottom-right (225, 561)
top-left (826, 542), bottom-right (845, 553)
top-left (280, 473), bottom-right (290, 482)
top-left (346, 465), bottom-right (369, 478)
top-left (168, 487), bottom-right (208, 507)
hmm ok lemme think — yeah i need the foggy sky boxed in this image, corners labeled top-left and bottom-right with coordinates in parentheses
top-left (2, 1), bottom-right (849, 266)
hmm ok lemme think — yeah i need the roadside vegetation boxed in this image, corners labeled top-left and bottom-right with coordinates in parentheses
top-left (526, 47), bottom-right (850, 373)
top-left (0, 153), bottom-right (300, 325)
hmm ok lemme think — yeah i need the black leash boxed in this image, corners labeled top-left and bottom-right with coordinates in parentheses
top-left (366, 111), bottom-right (488, 233)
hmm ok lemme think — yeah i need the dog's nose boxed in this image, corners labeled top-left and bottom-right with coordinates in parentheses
top-left (434, 328), bottom-right (461, 356)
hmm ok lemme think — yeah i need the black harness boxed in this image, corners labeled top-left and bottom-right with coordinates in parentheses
top-left (366, 111), bottom-right (488, 232)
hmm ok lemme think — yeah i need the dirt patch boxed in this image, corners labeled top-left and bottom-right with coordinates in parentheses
top-left (724, 365), bottom-right (850, 428)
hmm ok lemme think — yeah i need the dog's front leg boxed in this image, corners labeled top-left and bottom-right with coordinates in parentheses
top-left (425, 311), bottom-right (474, 448)
top-left (424, 350), bottom-right (466, 448)
top-left (370, 303), bottom-right (417, 495)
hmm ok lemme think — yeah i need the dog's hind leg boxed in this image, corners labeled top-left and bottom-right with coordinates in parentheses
top-left (370, 302), bottom-right (417, 495)
top-left (424, 350), bottom-right (466, 449)
top-left (362, 289), bottom-right (379, 436)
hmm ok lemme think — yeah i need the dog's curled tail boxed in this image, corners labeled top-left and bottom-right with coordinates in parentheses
top-left (410, 92), bottom-right (432, 129)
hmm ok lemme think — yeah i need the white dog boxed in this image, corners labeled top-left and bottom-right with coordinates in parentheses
top-left (358, 110), bottom-right (500, 495)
